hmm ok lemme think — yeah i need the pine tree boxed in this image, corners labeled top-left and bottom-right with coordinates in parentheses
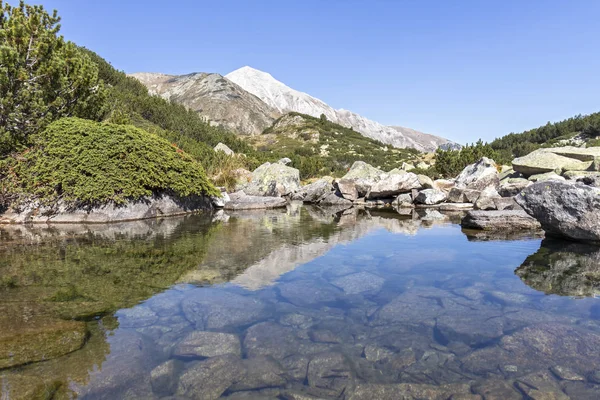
top-left (0, 0), bottom-right (106, 155)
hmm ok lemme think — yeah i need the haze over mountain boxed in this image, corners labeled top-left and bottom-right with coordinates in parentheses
top-left (132, 66), bottom-right (459, 152)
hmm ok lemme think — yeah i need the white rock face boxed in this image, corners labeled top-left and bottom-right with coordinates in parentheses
top-left (226, 66), bottom-right (458, 152)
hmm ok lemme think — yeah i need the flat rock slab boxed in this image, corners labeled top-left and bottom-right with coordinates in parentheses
top-left (0, 193), bottom-right (213, 224)
top-left (224, 192), bottom-right (287, 210)
top-left (461, 210), bottom-right (541, 231)
top-left (173, 331), bottom-right (241, 359)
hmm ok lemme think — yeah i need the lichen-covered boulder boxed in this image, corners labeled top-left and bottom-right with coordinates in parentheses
top-left (335, 179), bottom-right (359, 201)
top-left (366, 173), bottom-right (422, 199)
top-left (341, 161), bottom-right (385, 197)
top-left (474, 187), bottom-right (501, 210)
top-left (455, 157), bottom-right (499, 191)
top-left (294, 178), bottom-right (334, 203)
top-left (461, 210), bottom-right (541, 231)
top-left (242, 162), bottom-right (301, 197)
top-left (516, 180), bottom-right (600, 242)
top-left (512, 147), bottom-right (599, 177)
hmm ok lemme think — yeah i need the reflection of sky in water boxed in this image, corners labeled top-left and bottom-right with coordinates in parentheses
top-left (3, 210), bottom-right (600, 399)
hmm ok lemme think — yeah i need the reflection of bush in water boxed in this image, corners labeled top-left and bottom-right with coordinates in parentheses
top-left (0, 218), bottom-right (221, 319)
top-left (516, 239), bottom-right (600, 297)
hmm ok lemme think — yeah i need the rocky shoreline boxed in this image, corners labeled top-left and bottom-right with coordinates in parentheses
top-left (225, 146), bottom-right (600, 244)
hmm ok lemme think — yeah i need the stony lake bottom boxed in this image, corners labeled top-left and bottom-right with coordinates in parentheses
top-left (1, 205), bottom-right (600, 399)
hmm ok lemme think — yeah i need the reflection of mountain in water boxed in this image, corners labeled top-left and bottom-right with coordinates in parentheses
top-left (188, 205), bottom-right (433, 290)
top-left (516, 239), bottom-right (600, 297)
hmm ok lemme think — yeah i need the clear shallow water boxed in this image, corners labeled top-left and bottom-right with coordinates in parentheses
top-left (2, 205), bottom-right (600, 399)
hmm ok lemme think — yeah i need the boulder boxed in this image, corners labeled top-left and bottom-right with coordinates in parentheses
top-left (319, 192), bottom-right (353, 207)
top-left (447, 187), bottom-right (481, 203)
top-left (417, 174), bottom-right (435, 189)
top-left (433, 179), bottom-right (455, 193)
top-left (242, 162), bottom-right (301, 197)
top-left (294, 178), bottom-right (334, 203)
top-left (393, 193), bottom-right (414, 207)
top-left (416, 161), bottom-right (430, 170)
top-left (498, 178), bottom-right (530, 197)
top-left (515, 180), bottom-right (600, 242)
top-left (474, 187), bottom-right (501, 210)
top-left (341, 161), bottom-right (385, 197)
top-left (401, 162), bottom-right (415, 171)
top-left (414, 189), bottom-right (447, 205)
top-left (224, 191), bottom-right (287, 210)
top-left (278, 157), bottom-right (292, 165)
top-left (214, 142), bottom-right (235, 156)
top-left (455, 157), bottom-right (499, 191)
top-left (211, 190), bottom-right (231, 208)
top-left (461, 210), bottom-right (542, 231)
top-left (512, 147), bottom-right (598, 177)
top-left (366, 173), bottom-right (422, 199)
top-left (493, 197), bottom-right (521, 211)
top-left (335, 179), bottom-right (359, 201)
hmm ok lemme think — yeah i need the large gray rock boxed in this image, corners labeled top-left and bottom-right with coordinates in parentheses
top-left (173, 331), bottom-right (242, 359)
top-left (433, 178), bottom-right (455, 193)
top-left (243, 162), bottom-right (301, 197)
top-left (447, 187), bottom-right (481, 203)
top-left (454, 157), bottom-right (499, 191)
top-left (341, 161), bottom-right (386, 197)
top-left (393, 193), bottom-right (414, 207)
top-left (516, 180), bottom-right (600, 242)
top-left (0, 193), bottom-right (213, 224)
top-left (414, 189), bottom-right (447, 205)
top-left (366, 172), bottom-right (422, 199)
top-left (498, 178), bottom-right (530, 197)
top-left (474, 187), bottom-right (501, 210)
top-left (224, 191), bottom-right (287, 210)
top-left (294, 178), bottom-right (334, 203)
top-left (512, 147), bottom-right (598, 177)
top-left (528, 171), bottom-right (566, 182)
top-left (461, 210), bottom-right (542, 231)
top-left (335, 179), bottom-right (359, 201)
top-left (318, 192), bottom-right (353, 207)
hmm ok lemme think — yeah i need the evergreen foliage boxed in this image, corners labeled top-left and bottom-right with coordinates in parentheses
top-left (257, 112), bottom-right (419, 178)
top-left (434, 112), bottom-right (600, 178)
top-left (0, 1), bottom-right (105, 155)
top-left (2, 118), bottom-right (219, 207)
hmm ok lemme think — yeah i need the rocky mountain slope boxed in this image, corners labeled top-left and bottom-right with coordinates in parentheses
top-left (226, 66), bottom-right (459, 152)
top-left (129, 72), bottom-right (280, 135)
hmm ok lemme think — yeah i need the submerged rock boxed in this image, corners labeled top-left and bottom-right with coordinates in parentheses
top-left (177, 354), bottom-right (245, 399)
top-left (0, 312), bottom-right (87, 369)
top-left (516, 180), bottom-right (600, 242)
top-left (182, 289), bottom-right (268, 330)
top-left (331, 271), bottom-right (385, 294)
top-left (173, 331), bottom-right (242, 359)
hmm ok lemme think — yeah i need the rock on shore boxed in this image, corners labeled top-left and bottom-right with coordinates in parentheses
top-left (461, 210), bottom-right (542, 231)
top-left (516, 180), bottom-right (600, 242)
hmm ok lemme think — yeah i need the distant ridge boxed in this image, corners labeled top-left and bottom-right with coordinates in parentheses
top-left (226, 66), bottom-right (459, 152)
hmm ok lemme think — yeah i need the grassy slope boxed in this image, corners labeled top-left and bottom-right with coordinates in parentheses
top-left (250, 112), bottom-right (420, 177)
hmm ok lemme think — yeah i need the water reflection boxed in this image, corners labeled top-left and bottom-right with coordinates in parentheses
top-left (516, 239), bottom-right (600, 298)
top-left (1, 206), bottom-right (600, 399)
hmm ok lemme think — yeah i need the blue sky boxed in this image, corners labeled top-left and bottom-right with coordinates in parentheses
top-left (28, 0), bottom-right (600, 144)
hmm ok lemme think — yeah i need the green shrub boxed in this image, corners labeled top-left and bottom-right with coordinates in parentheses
top-left (2, 117), bottom-right (219, 207)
